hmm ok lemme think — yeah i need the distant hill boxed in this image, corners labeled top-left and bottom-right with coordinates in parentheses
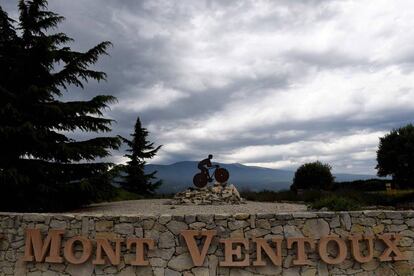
top-left (144, 161), bottom-right (378, 194)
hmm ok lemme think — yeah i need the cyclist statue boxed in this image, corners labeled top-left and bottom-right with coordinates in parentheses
top-left (197, 154), bottom-right (218, 182)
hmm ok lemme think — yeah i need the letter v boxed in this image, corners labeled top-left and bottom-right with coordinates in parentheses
top-left (181, 230), bottom-right (217, 266)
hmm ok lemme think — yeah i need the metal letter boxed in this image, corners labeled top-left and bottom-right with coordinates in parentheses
top-left (127, 238), bottom-right (154, 266)
top-left (92, 238), bottom-right (123, 265)
top-left (378, 234), bottom-right (408, 261)
top-left (349, 235), bottom-right (374, 263)
top-left (287, 237), bottom-right (315, 265)
top-left (63, 236), bottom-right (92, 264)
top-left (319, 236), bottom-right (347, 264)
top-left (219, 238), bottom-right (249, 267)
top-left (252, 237), bottom-right (283, 266)
top-left (181, 230), bottom-right (217, 266)
top-left (23, 229), bottom-right (64, 263)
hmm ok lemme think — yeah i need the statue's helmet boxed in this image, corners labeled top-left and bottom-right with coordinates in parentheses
top-left (208, 154), bottom-right (213, 159)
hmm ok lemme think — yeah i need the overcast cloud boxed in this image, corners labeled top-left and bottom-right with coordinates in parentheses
top-left (3, 0), bottom-right (414, 174)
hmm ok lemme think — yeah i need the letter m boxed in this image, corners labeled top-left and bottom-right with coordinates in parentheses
top-left (23, 228), bottom-right (64, 263)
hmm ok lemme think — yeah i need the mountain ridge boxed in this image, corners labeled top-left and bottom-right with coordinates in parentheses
top-left (145, 161), bottom-right (378, 194)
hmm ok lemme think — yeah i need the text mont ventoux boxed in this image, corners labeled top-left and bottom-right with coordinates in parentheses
top-left (22, 229), bottom-right (408, 266)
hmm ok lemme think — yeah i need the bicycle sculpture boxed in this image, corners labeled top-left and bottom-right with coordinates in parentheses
top-left (193, 154), bottom-right (230, 188)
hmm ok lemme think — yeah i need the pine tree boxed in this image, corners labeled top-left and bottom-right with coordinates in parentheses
top-left (118, 117), bottom-right (162, 195)
top-left (0, 0), bottom-right (120, 211)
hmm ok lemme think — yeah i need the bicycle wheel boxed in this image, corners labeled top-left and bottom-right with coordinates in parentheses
top-left (193, 173), bottom-right (208, 188)
top-left (214, 168), bottom-right (229, 183)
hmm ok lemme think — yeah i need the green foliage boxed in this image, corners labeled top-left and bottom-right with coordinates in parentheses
top-left (311, 195), bottom-right (360, 211)
top-left (242, 187), bottom-right (414, 211)
top-left (334, 179), bottom-right (390, 191)
top-left (112, 188), bottom-right (145, 201)
top-left (241, 189), bottom-right (299, 202)
top-left (0, 1), bottom-right (120, 211)
top-left (376, 124), bottom-right (414, 188)
top-left (291, 161), bottom-right (334, 191)
top-left (117, 117), bottom-right (162, 196)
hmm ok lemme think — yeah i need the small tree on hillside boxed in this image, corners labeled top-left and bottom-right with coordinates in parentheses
top-left (118, 117), bottom-right (162, 195)
top-left (291, 161), bottom-right (334, 191)
top-left (376, 124), bottom-right (414, 189)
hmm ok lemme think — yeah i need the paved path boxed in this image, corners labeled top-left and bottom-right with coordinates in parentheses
top-left (73, 199), bottom-right (308, 215)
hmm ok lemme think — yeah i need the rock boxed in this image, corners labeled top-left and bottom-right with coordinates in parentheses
top-left (234, 213), bottom-right (250, 220)
top-left (282, 267), bottom-right (301, 276)
top-left (400, 237), bottom-right (413, 246)
top-left (394, 262), bottom-right (412, 275)
top-left (229, 268), bottom-right (255, 276)
top-left (302, 219), bottom-right (330, 239)
top-left (228, 220), bottom-right (249, 230)
top-left (95, 220), bottom-right (113, 231)
top-left (302, 268), bottom-right (317, 276)
top-left (50, 220), bottom-right (66, 229)
top-left (159, 231), bottom-right (175, 248)
top-left (341, 213), bottom-right (352, 231)
top-left (167, 253), bottom-right (194, 271)
top-left (372, 224), bottom-right (384, 234)
top-left (361, 259), bottom-right (379, 271)
top-left (170, 184), bottom-right (244, 205)
top-left (189, 222), bottom-right (206, 229)
top-left (256, 219), bottom-right (271, 229)
top-left (148, 248), bottom-right (175, 260)
top-left (283, 225), bottom-right (303, 237)
top-left (118, 266), bottom-right (136, 276)
top-left (136, 266), bottom-right (154, 275)
top-left (166, 220), bottom-right (188, 235)
top-left (134, 227), bottom-right (143, 238)
top-left (159, 215), bottom-right (172, 225)
top-left (406, 218), bottom-right (414, 227)
top-left (14, 257), bottom-right (26, 276)
top-left (66, 262), bottom-right (94, 276)
top-left (165, 268), bottom-right (181, 276)
top-left (245, 228), bottom-right (270, 238)
top-left (387, 224), bottom-right (408, 232)
top-left (153, 268), bottom-right (165, 276)
top-left (150, 258), bottom-right (167, 267)
top-left (400, 229), bottom-right (414, 238)
top-left (114, 223), bottom-right (134, 235)
top-left (208, 255), bottom-right (218, 276)
top-left (191, 267), bottom-right (209, 276)
top-left (271, 226), bottom-right (283, 234)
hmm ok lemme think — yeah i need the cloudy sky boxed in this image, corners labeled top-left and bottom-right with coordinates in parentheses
top-left (3, 0), bottom-right (414, 174)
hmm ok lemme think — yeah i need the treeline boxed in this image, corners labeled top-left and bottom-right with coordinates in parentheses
top-left (333, 179), bottom-right (390, 191)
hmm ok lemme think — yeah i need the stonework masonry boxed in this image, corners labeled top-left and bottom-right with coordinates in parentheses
top-left (0, 210), bottom-right (413, 275)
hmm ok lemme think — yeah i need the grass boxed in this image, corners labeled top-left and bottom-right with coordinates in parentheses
top-left (112, 188), bottom-right (144, 201)
top-left (111, 188), bottom-right (174, 202)
top-left (311, 195), bottom-right (361, 211)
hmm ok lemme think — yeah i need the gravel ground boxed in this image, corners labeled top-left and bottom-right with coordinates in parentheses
top-left (72, 199), bottom-right (308, 215)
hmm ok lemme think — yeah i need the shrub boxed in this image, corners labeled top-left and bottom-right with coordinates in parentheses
top-left (291, 161), bottom-right (334, 191)
top-left (311, 195), bottom-right (360, 211)
top-left (240, 189), bottom-right (324, 203)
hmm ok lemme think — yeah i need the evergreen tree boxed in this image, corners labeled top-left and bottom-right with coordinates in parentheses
top-left (118, 117), bottom-right (162, 195)
top-left (0, 0), bottom-right (120, 211)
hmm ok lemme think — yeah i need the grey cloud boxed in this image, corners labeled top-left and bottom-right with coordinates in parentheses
top-left (2, 0), bottom-right (414, 175)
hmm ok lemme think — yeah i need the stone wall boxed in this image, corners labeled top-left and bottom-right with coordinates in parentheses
top-left (0, 211), bottom-right (413, 275)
